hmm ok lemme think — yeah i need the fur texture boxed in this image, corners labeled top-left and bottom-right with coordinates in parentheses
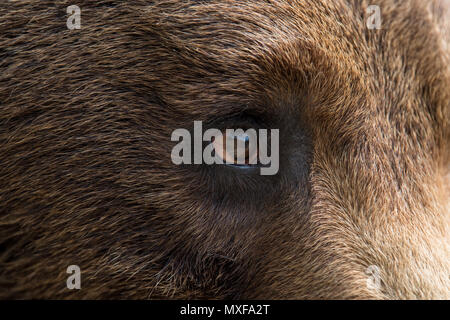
top-left (0, 0), bottom-right (449, 299)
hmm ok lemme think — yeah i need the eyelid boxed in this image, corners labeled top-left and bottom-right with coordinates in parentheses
top-left (205, 113), bottom-right (265, 133)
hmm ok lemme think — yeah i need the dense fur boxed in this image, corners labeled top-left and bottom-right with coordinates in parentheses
top-left (0, 0), bottom-right (449, 299)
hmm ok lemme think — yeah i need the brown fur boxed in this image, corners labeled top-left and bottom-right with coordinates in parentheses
top-left (0, 0), bottom-right (449, 299)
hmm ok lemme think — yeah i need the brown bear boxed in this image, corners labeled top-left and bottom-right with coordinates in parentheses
top-left (0, 0), bottom-right (448, 299)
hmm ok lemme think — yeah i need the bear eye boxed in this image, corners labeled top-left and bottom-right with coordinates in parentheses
top-left (212, 131), bottom-right (258, 166)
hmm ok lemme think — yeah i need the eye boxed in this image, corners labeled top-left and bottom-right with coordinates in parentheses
top-left (212, 130), bottom-right (259, 166)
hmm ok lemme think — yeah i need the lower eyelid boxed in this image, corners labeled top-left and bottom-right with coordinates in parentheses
top-left (225, 163), bottom-right (257, 170)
